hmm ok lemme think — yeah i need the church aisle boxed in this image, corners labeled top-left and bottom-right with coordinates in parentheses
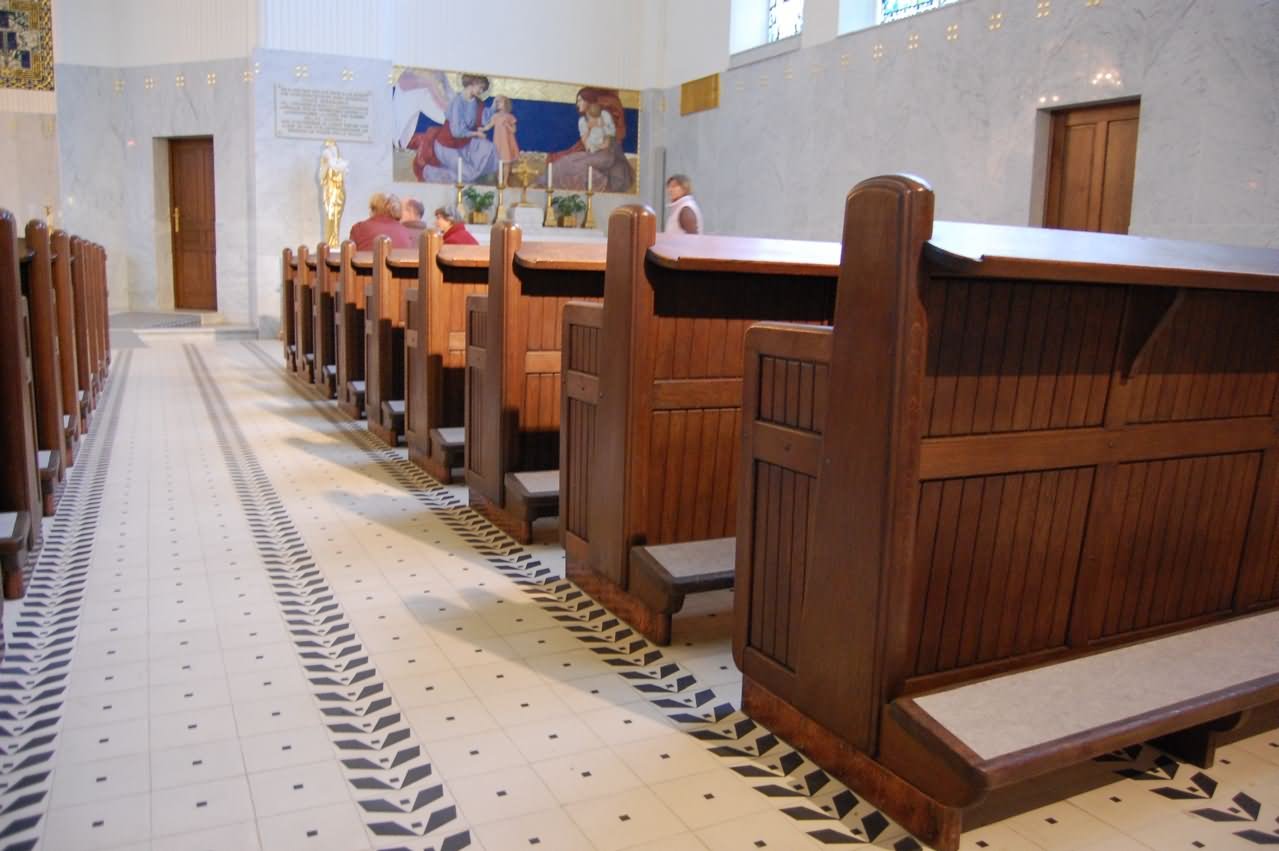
top-left (1, 335), bottom-right (1276, 851)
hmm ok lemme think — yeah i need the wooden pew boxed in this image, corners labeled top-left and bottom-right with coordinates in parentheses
top-left (85, 241), bottom-right (107, 391)
top-left (292, 245), bottom-right (316, 382)
top-left (336, 242), bottom-right (372, 419)
top-left (365, 238), bottom-right (415, 445)
top-left (733, 174), bottom-right (1279, 851)
top-left (560, 207), bottom-right (839, 644)
top-left (51, 230), bottom-right (81, 456)
top-left (312, 243), bottom-right (339, 398)
top-left (70, 236), bottom-right (96, 421)
top-left (404, 233), bottom-right (488, 483)
top-left (18, 221), bottom-right (65, 513)
top-left (282, 247), bottom-right (298, 371)
top-left (465, 225), bottom-right (605, 541)
top-left (0, 209), bottom-right (41, 589)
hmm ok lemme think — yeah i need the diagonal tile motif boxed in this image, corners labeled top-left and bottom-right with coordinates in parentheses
top-left (183, 344), bottom-right (472, 851)
top-left (238, 340), bottom-right (912, 849)
top-left (0, 352), bottom-right (131, 851)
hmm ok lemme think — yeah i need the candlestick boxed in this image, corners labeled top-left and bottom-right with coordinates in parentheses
top-left (494, 161), bottom-right (507, 223)
top-left (583, 186), bottom-right (596, 230)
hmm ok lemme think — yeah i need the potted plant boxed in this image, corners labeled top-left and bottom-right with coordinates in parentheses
top-left (552, 193), bottom-right (586, 228)
top-left (462, 186), bottom-right (496, 224)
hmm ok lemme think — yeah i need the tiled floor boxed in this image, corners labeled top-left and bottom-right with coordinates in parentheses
top-left (3, 335), bottom-right (1279, 850)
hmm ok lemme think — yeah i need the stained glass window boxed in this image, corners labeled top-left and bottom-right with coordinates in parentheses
top-left (767, 0), bottom-right (804, 43)
top-left (878, 0), bottom-right (956, 24)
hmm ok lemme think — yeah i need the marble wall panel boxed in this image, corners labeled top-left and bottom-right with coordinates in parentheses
top-left (654, 0), bottom-right (1279, 248)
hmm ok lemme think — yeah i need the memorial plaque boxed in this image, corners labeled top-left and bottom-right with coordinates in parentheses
top-left (275, 85), bottom-right (373, 142)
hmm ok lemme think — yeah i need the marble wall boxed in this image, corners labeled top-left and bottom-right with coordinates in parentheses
top-left (653, 0), bottom-right (1279, 248)
top-left (58, 59), bottom-right (254, 319)
top-left (0, 113), bottom-right (60, 229)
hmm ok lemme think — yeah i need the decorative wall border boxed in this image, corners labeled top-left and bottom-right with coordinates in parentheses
top-left (0, 351), bottom-right (130, 851)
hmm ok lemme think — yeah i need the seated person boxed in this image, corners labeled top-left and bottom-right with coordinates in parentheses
top-left (433, 206), bottom-right (479, 245)
top-left (349, 193), bottom-right (416, 250)
top-left (401, 198), bottom-right (428, 230)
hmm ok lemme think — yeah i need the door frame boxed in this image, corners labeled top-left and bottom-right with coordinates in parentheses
top-left (167, 135), bottom-right (218, 311)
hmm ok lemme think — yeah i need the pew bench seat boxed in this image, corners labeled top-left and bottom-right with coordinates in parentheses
top-left (428, 427), bottom-right (464, 484)
top-left (347, 380), bottom-right (366, 417)
top-left (501, 470), bottom-right (559, 543)
top-left (381, 400), bottom-right (405, 443)
top-left (323, 364), bottom-right (337, 396)
top-left (36, 449), bottom-right (59, 514)
top-left (881, 609), bottom-right (1279, 822)
top-left (0, 511), bottom-right (29, 600)
top-left (628, 537), bottom-right (735, 646)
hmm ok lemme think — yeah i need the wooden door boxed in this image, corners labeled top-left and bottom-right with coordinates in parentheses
top-left (1043, 100), bottom-right (1140, 234)
top-left (169, 137), bottom-right (217, 309)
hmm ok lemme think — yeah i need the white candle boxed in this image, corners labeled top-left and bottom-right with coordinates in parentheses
top-left (457, 157), bottom-right (463, 184)
top-left (546, 161), bottom-right (552, 189)
top-left (498, 161), bottom-right (504, 186)
top-left (587, 167), bottom-right (592, 192)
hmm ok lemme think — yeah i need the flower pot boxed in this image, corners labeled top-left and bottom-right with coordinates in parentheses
top-left (469, 211), bottom-right (490, 225)
top-left (557, 214), bottom-right (576, 228)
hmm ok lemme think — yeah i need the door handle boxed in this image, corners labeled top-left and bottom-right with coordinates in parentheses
top-left (172, 206), bottom-right (181, 234)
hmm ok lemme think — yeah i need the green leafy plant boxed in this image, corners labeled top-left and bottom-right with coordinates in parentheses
top-left (552, 193), bottom-right (586, 218)
top-left (462, 186), bottom-right (496, 213)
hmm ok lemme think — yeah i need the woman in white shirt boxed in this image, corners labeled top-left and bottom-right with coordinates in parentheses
top-left (664, 174), bottom-right (703, 235)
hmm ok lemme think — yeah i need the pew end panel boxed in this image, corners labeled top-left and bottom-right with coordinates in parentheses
top-left (0, 510), bottom-right (30, 602)
top-left (561, 301), bottom-right (603, 567)
top-left (21, 222), bottom-right (68, 478)
top-left (69, 237), bottom-right (96, 416)
top-left (464, 225), bottom-right (605, 543)
top-left (336, 244), bottom-right (370, 419)
top-left (282, 247), bottom-right (298, 370)
top-left (313, 244), bottom-right (339, 397)
top-left (51, 230), bottom-right (82, 456)
top-left (569, 207), bottom-right (840, 645)
top-left (365, 242), bottom-right (414, 446)
top-left (293, 246), bottom-right (316, 381)
top-left (733, 173), bottom-right (1279, 851)
top-left (405, 236), bottom-right (488, 481)
top-left (0, 211), bottom-right (42, 558)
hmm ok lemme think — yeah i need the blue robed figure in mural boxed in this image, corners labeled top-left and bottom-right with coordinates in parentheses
top-left (400, 72), bottom-right (500, 183)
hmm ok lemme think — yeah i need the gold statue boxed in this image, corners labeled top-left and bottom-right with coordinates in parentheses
top-left (318, 140), bottom-right (348, 248)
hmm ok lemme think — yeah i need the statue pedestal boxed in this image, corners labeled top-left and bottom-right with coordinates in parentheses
top-left (507, 206), bottom-right (543, 231)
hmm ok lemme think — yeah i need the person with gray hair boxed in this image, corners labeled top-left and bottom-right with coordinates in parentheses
top-left (401, 198), bottom-right (427, 230)
top-left (433, 205), bottom-right (478, 245)
top-left (664, 173), bottom-right (703, 235)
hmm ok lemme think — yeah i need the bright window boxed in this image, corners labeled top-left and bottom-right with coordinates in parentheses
top-left (767, 0), bottom-right (804, 42)
top-left (878, 0), bottom-right (957, 24)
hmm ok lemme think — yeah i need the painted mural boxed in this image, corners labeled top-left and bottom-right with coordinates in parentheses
top-left (0, 0), bottom-right (52, 91)
top-left (392, 67), bottom-right (640, 194)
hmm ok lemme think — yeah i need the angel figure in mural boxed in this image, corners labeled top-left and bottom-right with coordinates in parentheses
top-left (394, 70), bottom-right (501, 183)
top-left (548, 87), bottom-right (633, 192)
top-left (317, 139), bottom-right (348, 248)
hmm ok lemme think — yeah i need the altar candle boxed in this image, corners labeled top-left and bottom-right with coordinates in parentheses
top-left (547, 161), bottom-right (552, 189)
top-left (587, 167), bottom-right (592, 192)
top-left (498, 161), bottom-right (504, 186)
top-left (457, 157), bottom-right (463, 184)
